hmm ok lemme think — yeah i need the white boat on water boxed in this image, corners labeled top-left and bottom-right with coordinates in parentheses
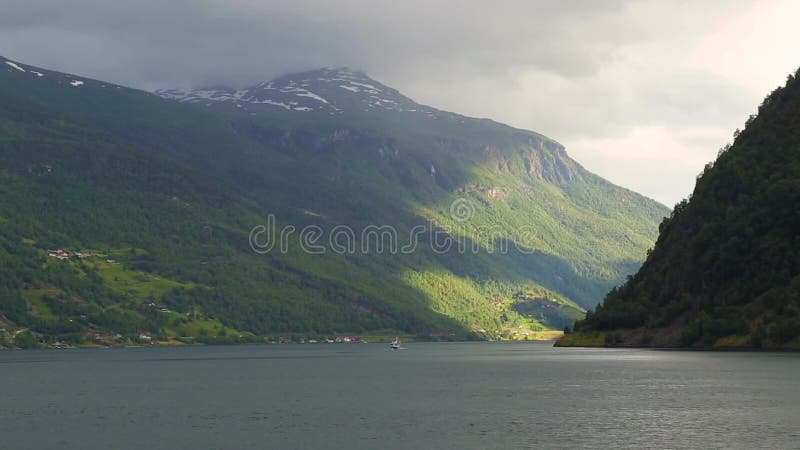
top-left (390, 336), bottom-right (401, 349)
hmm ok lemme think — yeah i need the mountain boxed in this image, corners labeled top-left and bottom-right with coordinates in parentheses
top-left (0, 55), bottom-right (668, 348)
top-left (156, 67), bottom-right (427, 115)
top-left (559, 67), bottom-right (800, 349)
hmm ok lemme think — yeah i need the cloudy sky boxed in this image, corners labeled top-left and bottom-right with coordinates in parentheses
top-left (2, 0), bottom-right (799, 205)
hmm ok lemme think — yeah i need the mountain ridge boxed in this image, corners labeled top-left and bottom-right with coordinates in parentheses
top-left (156, 66), bottom-right (454, 117)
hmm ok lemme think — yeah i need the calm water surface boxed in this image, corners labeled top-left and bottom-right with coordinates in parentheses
top-left (1, 342), bottom-right (798, 449)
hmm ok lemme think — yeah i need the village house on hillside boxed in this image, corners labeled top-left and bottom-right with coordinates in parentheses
top-left (47, 249), bottom-right (94, 260)
top-left (48, 249), bottom-right (70, 260)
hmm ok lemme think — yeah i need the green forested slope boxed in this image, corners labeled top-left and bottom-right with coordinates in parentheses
top-left (563, 67), bottom-right (800, 349)
top-left (0, 56), bottom-right (667, 347)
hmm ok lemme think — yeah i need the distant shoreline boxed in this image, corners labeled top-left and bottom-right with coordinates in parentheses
top-left (0, 335), bottom-right (567, 351)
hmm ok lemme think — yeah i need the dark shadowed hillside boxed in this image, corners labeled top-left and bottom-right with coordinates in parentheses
top-left (560, 67), bottom-right (800, 349)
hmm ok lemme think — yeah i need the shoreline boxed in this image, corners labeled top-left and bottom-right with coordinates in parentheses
top-left (556, 331), bottom-right (800, 352)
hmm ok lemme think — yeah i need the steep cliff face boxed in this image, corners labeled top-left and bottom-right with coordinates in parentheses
top-left (561, 67), bottom-right (800, 349)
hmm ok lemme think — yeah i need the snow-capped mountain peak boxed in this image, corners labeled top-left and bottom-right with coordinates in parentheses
top-left (154, 68), bottom-right (435, 116)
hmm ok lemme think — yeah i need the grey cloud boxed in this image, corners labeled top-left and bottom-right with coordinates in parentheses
top-left (0, 0), bottom-right (784, 205)
top-left (0, 0), bottom-right (638, 88)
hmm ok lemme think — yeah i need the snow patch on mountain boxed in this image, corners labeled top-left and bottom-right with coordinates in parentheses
top-left (293, 90), bottom-right (328, 104)
top-left (254, 99), bottom-right (292, 110)
top-left (5, 61), bottom-right (25, 72)
top-left (349, 81), bottom-right (380, 92)
top-left (154, 67), bottom-right (445, 118)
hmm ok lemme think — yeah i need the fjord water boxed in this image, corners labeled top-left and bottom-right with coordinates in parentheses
top-left (1, 343), bottom-right (798, 449)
